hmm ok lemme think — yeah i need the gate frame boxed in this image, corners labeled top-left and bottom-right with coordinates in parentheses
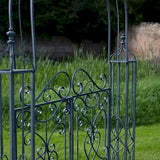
top-left (0, 0), bottom-right (136, 159)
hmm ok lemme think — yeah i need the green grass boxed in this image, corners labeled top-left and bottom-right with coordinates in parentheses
top-left (0, 49), bottom-right (160, 127)
top-left (2, 123), bottom-right (160, 159)
top-left (135, 123), bottom-right (160, 160)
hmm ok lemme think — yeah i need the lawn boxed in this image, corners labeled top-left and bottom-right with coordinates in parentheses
top-left (135, 123), bottom-right (160, 160)
top-left (2, 123), bottom-right (160, 159)
top-left (0, 51), bottom-right (160, 159)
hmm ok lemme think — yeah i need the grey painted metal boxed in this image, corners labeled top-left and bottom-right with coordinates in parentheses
top-left (0, 75), bottom-right (3, 159)
top-left (108, 1), bottom-right (137, 160)
top-left (0, 0), bottom-right (136, 160)
top-left (31, 73), bottom-right (36, 160)
top-left (69, 99), bottom-right (74, 160)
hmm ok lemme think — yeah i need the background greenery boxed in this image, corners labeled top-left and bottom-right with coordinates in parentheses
top-left (0, 51), bottom-right (160, 127)
top-left (0, 0), bottom-right (160, 42)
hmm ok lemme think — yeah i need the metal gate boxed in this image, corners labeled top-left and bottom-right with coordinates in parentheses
top-left (0, 0), bottom-right (136, 159)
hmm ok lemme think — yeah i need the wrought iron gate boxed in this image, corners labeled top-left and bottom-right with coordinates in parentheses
top-left (0, 0), bottom-right (136, 159)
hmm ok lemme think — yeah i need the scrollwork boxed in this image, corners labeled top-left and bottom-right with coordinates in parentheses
top-left (19, 85), bottom-right (31, 106)
top-left (35, 71), bottom-right (71, 103)
top-left (72, 68), bottom-right (107, 95)
top-left (19, 154), bottom-right (27, 160)
top-left (17, 68), bottom-right (109, 159)
top-left (16, 110), bottom-right (31, 130)
top-left (35, 103), bottom-right (58, 122)
top-left (84, 127), bottom-right (108, 159)
top-left (0, 154), bottom-right (8, 160)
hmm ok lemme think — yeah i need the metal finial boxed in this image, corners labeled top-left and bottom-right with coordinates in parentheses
top-left (7, 29), bottom-right (16, 44)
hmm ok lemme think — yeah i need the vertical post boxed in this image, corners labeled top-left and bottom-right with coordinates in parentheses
top-left (132, 62), bottom-right (137, 160)
top-left (9, 71), bottom-right (16, 160)
top-left (124, 62), bottom-right (129, 160)
top-left (69, 99), bottom-right (74, 160)
top-left (0, 74), bottom-right (3, 159)
top-left (106, 0), bottom-right (111, 89)
top-left (107, 89), bottom-right (111, 160)
top-left (124, 1), bottom-right (129, 159)
top-left (116, 62), bottom-right (120, 160)
top-left (30, 4), bottom-right (36, 157)
top-left (30, 0), bottom-right (36, 158)
top-left (21, 73), bottom-right (25, 158)
top-left (115, 1), bottom-right (120, 157)
top-left (31, 72), bottom-right (35, 160)
top-left (8, 0), bottom-right (17, 156)
top-left (30, 0), bottom-right (37, 71)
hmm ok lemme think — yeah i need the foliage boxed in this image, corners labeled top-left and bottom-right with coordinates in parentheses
top-left (0, 51), bottom-right (160, 127)
top-left (0, 0), bottom-right (160, 42)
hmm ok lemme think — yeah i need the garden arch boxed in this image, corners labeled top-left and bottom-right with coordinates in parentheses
top-left (0, 0), bottom-right (136, 159)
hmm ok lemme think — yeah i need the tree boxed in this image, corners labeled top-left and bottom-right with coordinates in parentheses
top-left (0, 0), bottom-right (159, 42)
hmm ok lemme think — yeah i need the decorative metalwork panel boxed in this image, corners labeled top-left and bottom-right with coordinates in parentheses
top-left (14, 68), bottom-right (111, 159)
top-left (109, 35), bottom-right (136, 160)
top-left (0, 0), bottom-right (136, 160)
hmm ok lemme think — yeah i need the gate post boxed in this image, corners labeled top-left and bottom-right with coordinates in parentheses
top-left (107, 0), bottom-right (137, 159)
top-left (31, 72), bottom-right (36, 160)
top-left (8, 41), bottom-right (17, 160)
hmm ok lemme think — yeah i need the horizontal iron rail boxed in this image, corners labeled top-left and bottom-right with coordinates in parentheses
top-left (0, 69), bottom-right (34, 74)
top-left (14, 88), bottom-right (110, 111)
top-left (109, 60), bottom-right (136, 63)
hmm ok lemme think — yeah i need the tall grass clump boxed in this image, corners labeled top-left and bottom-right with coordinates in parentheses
top-left (0, 47), bottom-right (160, 127)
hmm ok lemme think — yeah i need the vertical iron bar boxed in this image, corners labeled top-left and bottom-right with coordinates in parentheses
top-left (65, 114), bottom-right (67, 160)
top-left (31, 72), bottom-right (35, 160)
top-left (107, 89), bottom-right (111, 160)
top-left (132, 62), bottom-right (137, 160)
top-left (8, 7), bottom-right (16, 156)
top-left (124, 0), bottom-right (128, 61)
top-left (9, 71), bottom-right (16, 160)
top-left (116, 1), bottom-right (120, 159)
top-left (8, 0), bottom-right (13, 30)
top-left (104, 96), bottom-right (107, 148)
top-left (21, 73), bottom-right (25, 159)
top-left (106, 0), bottom-right (111, 60)
top-left (116, 0), bottom-right (120, 60)
top-left (14, 107), bottom-right (17, 159)
top-left (106, 2), bottom-right (112, 158)
top-left (30, 0), bottom-right (37, 71)
top-left (112, 63), bottom-right (115, 110)
top-left (76, 110), bottom-right (79, 160)
top-left (124, 1), bottom-right (129, 159)
top-left (18, 0), bottom-right (26, 69)
top-left (116, 63), bottom-right (120, 160)
top-left (106, 0), bottom-right (112, 95)
top-left (69, 99), bottom-right (74, 160)
top-left (125, 63), bottom-right (129, 160)
top-left (130, 63), bottom-right (133, 115)
top-left (0, 74), bottom-right (3, 159)
top-left (44, 122), bottom-right (47, 160)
